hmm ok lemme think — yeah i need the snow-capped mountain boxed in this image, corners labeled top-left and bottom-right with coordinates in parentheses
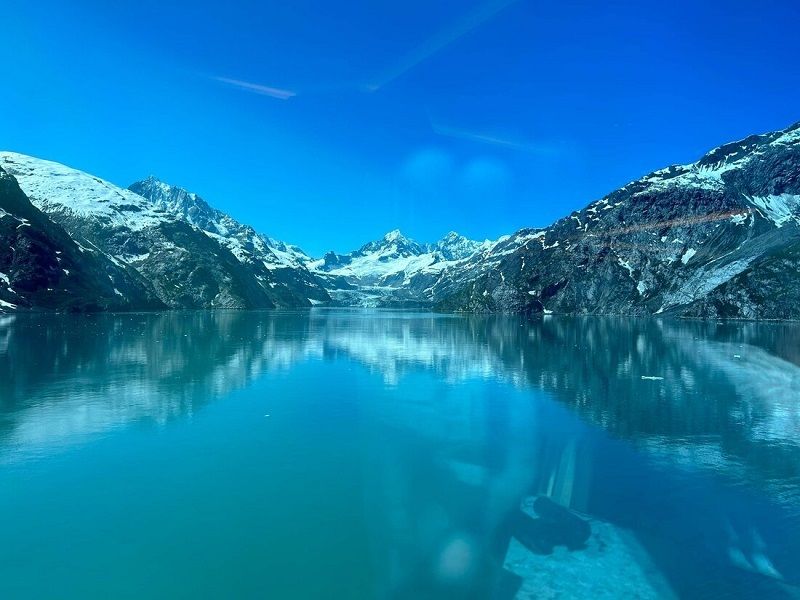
top-left (128, 176), bottom-right (329, 305)
top-left (309, 229), bottom-right (492, 306)
top-left (263, 237), bottom-right (315, 269)
top-left (3, 120), bottom-right (800, 317)
top-left (0, 153), bottom-right (329, 309)
top-left (0, 166), bottom-right (163, 312)
top-left (434, 231), bottom-right (488, 260)
top-left (435, 121), bottom-right (800, 318)
top-left (128, 176), bottom-right (315, 267)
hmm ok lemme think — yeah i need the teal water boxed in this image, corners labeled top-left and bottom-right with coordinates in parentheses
top-left (0, 310), bottom-right (799, 598)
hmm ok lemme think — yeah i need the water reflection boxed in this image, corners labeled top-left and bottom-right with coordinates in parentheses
top-left (0, 310), bottom-right (799, 598)
top-left (2, 312), bottom-right (799, 486)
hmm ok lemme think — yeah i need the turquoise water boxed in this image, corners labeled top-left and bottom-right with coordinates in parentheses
top-left (0, 310), bottom-right (799, 598)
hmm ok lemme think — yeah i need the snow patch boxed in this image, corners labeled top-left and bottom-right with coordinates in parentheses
top-left (747, 194), bottom-right (800, 228)
top-left (730, 213), bottom-right (749, 226)
top-left (617, 258), bottom-right (634, 277)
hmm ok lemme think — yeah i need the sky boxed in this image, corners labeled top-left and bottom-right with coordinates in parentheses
top-left (1, 0), bottom-right (799, 256)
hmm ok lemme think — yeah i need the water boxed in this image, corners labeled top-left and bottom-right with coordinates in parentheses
top-left (0, 310), bottom-right (799, 599)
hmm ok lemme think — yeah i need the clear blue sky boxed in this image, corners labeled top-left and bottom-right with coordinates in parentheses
top-left (2, 0), bottom-right (799, 256)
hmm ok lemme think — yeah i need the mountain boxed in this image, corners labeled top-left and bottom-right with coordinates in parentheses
top-left (434, 231), bottom-right (488, 260)
top-left (0, 166), bottom-right (164, 312)
top-left (3, 121), bottom-right (800, 318)
top-left (434, 122), bottom-right (800, 319)
top-left (0, 153), bottom-right (329, 309)
top-left (128, 176), bottom-right (329, 306)
top-left (308, 229), bottom-right (492, 307)
top-left (259, 116), bottom-right (800, 318)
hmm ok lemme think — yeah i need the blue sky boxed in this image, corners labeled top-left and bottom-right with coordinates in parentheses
top-left (2, 0), bottom-right (799, 255)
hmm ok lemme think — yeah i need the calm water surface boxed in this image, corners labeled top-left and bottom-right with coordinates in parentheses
top-left (0, 310), bottom-right (799, 599)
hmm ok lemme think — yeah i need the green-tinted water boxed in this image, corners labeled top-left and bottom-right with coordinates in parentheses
top-left (0, 310), bottom-right (798, 598)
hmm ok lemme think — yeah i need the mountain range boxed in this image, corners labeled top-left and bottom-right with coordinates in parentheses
top-left (1, 120), bottom-right (799, 318)
top-left (0, 153), bottom-right (329, 310)
top-left (307, 229), bottom-right (492, 307)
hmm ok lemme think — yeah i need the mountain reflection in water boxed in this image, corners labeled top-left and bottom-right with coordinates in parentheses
top-left (0, 310), bottom-right (798, 599)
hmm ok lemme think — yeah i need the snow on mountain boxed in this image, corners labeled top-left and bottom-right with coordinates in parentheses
top-left (308, 229), bottom-right (493, 306)
top-left (436, 121), bottom-right (800, 318)
top-left (0, 153), bottom-right (171, 235)
top-left (630, 124), bottom-right (800, 200)
top-left (264, 237), bottom-right (314, 267)
top-left (128, 176), bottom-right (328, 305)
top-left (311, 229), bottom-right (491, 281)
top-left (0, 165), bottom-right (163, 312)
top-left (0, 153), bottom-right (327, 309)
top-left (434, 231), bottom-right (490, 260)
top-left (3, 120), bottom-right (800, 317)
top-left (312, 230), bottom-right (430, 280)
top-left (128, 176), bottom-right (314, 269)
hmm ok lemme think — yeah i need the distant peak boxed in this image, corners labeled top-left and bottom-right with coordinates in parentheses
top-left (434, 231), bottom-right (484, 260)
top-left (128, 177), bottom-right (206, 217)
top-left (383, 229), bottom-right (406, 242)
top-left (134, 175), bottom-right (178, 190)
top-left (440, 231), bottom-right (464, 242)
top-left (130, 176), bottom-right (195, 198)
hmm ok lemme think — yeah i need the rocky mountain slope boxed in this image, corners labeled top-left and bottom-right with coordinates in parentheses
top-left (128, 176), bottom-right (329, 305)
top-left (0, 153), bottom-right (329, 310)
top-left (0, 166), bottom-right (163, 312)
top-left (434, 122), bottom-right (800, 319)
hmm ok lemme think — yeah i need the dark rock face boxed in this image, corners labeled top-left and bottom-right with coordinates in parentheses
top-left (0, 167), bottom-right (164, 312)
top-left (434, 122), bottom-right (800, 319)
top-left (679, 235), bottom-right (800, 319)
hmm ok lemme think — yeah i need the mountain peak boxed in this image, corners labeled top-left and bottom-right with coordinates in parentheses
top-left (131, 176), bottom-right (192, 198)
top-left (353, 229), bottom-right (425, 258)
top-left (435, 231), bottom-right (484, 260)
top-left (383, 229), bottom-right (406, 242)
top-left (439, 231), bottom-right (465, 243)
top-left (129, 177), bottom-right (201, 207)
